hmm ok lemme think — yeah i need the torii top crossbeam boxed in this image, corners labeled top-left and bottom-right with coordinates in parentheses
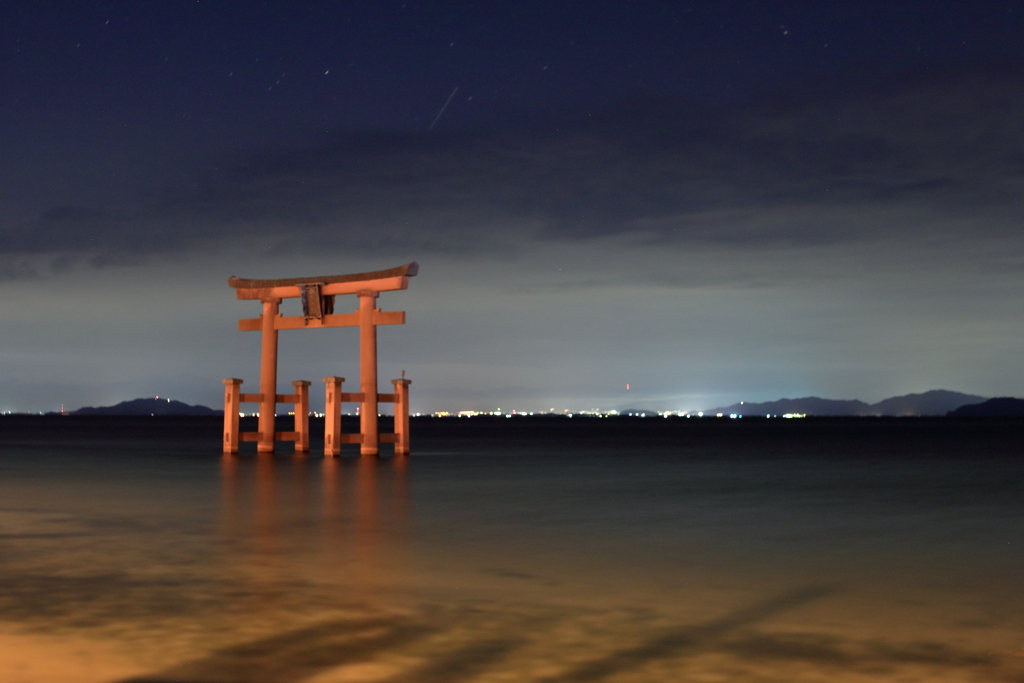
top-left (229, 262), bottom-right (419, 299)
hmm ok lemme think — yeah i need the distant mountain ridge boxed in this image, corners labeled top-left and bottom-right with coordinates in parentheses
top-left (708, 390), bottom-right (987, 417)
top-left (947, 397), bottom-right (1024, 417)
top-left (72, 398), bottom-right (219, 416)
top-left (871, 390), bottom-right (988, 416)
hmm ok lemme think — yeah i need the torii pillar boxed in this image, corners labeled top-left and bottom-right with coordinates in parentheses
top-left (258, 297), bottom-right (281, 454)
top-left (358, 290), bottom-right (379, 456)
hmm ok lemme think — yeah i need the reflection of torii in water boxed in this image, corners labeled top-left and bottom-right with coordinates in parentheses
top-left (222, 262), bottom-right (417, 456)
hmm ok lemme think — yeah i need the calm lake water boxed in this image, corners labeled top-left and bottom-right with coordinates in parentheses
top-left (1, 415), bottom-right (1023, 682)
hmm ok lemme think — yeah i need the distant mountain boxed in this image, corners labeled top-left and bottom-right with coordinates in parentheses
top-left (615, 407), bottom-right (663, 416)
top-left (707, 397), bottom-right (872, 417)
top-left (868, 390), bottom-right (986, 416)
top-left (947, 397), bottom-right (1024, 417)
top-left (708, 390), bottom-right (988, 417)
top-left (72, 398), bottom-right (219, 416)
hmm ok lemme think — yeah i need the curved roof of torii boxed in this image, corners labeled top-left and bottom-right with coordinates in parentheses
top-left (228, 262), bottom-right (418, 290)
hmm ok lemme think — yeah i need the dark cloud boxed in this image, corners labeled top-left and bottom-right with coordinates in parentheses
top-left (4, 65), bottom-right (1022, 274)
top-left (0, 260), bottom-right (39, 282)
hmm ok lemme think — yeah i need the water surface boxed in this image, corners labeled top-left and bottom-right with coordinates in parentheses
top-left (1, 416), bottom-right (1023, 681)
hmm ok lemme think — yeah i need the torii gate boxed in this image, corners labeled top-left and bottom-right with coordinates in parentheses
top-left (221, 262), bottom-right (417, 456)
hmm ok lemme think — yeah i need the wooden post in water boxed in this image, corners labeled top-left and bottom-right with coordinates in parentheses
top-left (324, 376), bottom-right (344, 457)
top-left (392, 378), bottom-right (411, 455)
top-left (222, 378), bottom-right (242, 454)
top-left (292, 380), bottom-right (310, 453)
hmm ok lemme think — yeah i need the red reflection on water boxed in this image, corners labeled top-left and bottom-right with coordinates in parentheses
top-left (219, 454), bottom-right (408, 605)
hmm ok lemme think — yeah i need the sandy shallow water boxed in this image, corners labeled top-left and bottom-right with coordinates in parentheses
top-left (1, 416), bottom-right (1023, 682)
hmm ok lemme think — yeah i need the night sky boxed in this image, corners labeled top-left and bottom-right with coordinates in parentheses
top-left (3, 1), bottom-right (1024, 414)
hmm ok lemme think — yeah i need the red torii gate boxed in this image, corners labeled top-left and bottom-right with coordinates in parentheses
top-left (221, 262), bottom-right (417, 456)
